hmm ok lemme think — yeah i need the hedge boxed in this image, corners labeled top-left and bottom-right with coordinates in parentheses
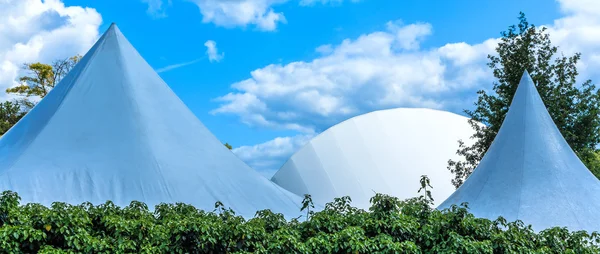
top-left (0, 185), bottom-right (598, 253)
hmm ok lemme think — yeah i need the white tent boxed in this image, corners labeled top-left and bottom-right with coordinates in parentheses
top-left (438, 71), bottom-right (600, 232)
top-left (0, 23), bottom-right (303, 218)
top-left (271, 108), bottom-right (476, 209)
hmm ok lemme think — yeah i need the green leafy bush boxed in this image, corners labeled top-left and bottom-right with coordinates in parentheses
top-left (0, 182), bottom-right (598, 253)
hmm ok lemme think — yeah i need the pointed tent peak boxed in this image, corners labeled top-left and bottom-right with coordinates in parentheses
top-left (507, 69), bottom-right (541, 112)
top-left (105, 22), bottom-right (117, 32)
top-left (0, 18), bottom-right (305, 218)
top-left (437, 67), bottom-right (600, 232)
top-left (100, 22), bottom-right (124, 39)
top-left (518, 70), bottom-right (534, 89)
top-left (108, 22), bottom-right (119, 30)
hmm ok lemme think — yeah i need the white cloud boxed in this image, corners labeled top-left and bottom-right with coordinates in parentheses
top-left (0, 0), bottom-right (102, 100)
top-left (556, 0), bottom-right (600, 16)
top-left (213, 0), bottom-right (600, 135)
top-left (188, 0), bottom-right (287, 31)
top-left (204, 40), bottom-right (224, 62)
top-left (187, 0), bottom-right (361, 31)
top-left (299, 0), bottom-right (361, 6)
top-left (217, 0), bottom-right (600, 172)
top-left (542, 0), bottom-right (600, 80)
top-left (141, 0), bottom-right (172, 18)
top-left (387, 21), bottom-right (433, 50)
top-left (212, 21), bottom-right (498, 133)
top-left (232, 134), bottom-right (314, 177)
top-left (315, 44), bottom-right (333, 54)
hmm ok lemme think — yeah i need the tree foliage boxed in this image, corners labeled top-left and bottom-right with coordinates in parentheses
top-left (0, 187), bottom-right (597, 253)
top-left (448, 12), bottom-right (600, 187)
top-left (0, 101), bottom-right (27, 136)
top-left (6, 55), bottom-right (82, 99)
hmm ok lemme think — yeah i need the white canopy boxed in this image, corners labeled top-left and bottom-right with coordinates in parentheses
top-left (0, 24), bottom-right (303, 218)
top-left (438, 71), bottom-right (600, 232)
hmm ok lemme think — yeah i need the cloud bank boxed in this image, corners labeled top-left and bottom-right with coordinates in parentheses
top-left (224, 0), bottom-right (600, 174)
top-left (0, 0), bottom-right (102, 100)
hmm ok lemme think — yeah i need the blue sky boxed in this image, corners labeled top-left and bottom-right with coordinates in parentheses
top-left (3, 0), bottom-right (600, 177)
top-left (60, 0), bottom-right (560, 146)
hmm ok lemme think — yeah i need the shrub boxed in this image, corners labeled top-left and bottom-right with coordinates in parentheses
top-left (0, 189), bottom-right (597, 253)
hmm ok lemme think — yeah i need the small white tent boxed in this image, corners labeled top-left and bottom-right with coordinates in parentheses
top-left (0, 23), bottom-right (303, 218)
top-left (271, 108), bottom-right (476, 209)
top-left (438, 71), bottom-right (600, 232)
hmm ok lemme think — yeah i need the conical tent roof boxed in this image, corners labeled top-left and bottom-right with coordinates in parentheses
top-left (0, 24), bottom-right (302, 218)
top-left (438, 71), bottom-right (600, 232)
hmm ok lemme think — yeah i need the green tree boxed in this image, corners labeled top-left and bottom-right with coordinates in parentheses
top-left (585, 151), bottom-right (600, 177)
top-left (6, 55), bottom-right (82, 99)
top-left (0, 100), bottom-right (27, 136)
top-left (448, 12), bottom-right (600, 188)
top-left (224, 143), bottom-right (232, 150)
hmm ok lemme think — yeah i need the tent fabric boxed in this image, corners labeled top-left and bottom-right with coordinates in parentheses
top-left (0, 23), bottom-right (303, 219)
top-left (271, 108), bottom-right (476, 209)
top-left (437, 71), bottom-right (600, 232)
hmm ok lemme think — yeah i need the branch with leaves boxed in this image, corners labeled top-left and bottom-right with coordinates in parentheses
top-left (6, 55), bottom-right (81, 99)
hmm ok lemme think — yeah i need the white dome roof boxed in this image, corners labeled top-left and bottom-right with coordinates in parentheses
top-left (271, 108), bottom-right (477, 209)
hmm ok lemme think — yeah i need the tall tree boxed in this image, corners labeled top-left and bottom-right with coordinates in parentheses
top-left (6, 55), bottom-right (82, 99)
top-left (448, 13), bottom-right (600, 188)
